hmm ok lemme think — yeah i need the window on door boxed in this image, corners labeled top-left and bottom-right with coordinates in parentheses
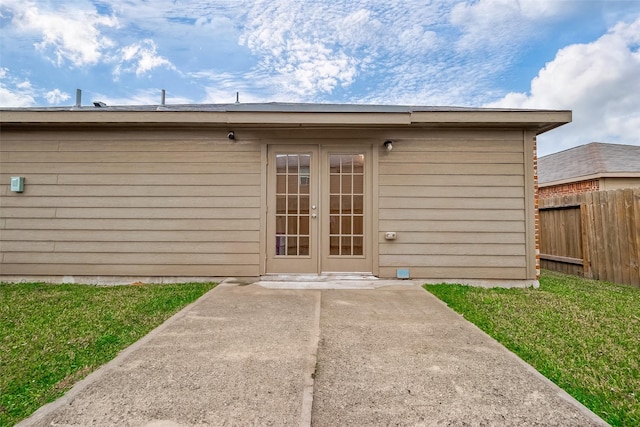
top-left (275, 154), bottom-right (311, 256)
top-left (329, 154), bottom-right (365, 256)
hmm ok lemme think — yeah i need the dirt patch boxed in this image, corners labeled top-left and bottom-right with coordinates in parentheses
top-left (53, 366), bottom-right (93, 394)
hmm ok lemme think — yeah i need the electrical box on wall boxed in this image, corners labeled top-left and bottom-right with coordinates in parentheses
top-left (10, 176), bottom-right (24, 193)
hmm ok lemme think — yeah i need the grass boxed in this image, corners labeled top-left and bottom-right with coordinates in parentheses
top-left (0, 281), bottom-right (216, 427)
top-left (424, 270), bottom-right (640, 427)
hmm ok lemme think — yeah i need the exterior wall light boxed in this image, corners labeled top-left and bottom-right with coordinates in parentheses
top-left (384, 140), bottom-right (393, 152)
top-left (228, 131), bottom-right (235, 140)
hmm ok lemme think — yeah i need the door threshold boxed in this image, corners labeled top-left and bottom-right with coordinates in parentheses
top-left (256, 274), bottom-right (418, 290)
top-left (261, 273), bottom-right (377, 282)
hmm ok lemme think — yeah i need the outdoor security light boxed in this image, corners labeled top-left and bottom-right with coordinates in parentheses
top-left (384, 140), bottom-right (393, 152)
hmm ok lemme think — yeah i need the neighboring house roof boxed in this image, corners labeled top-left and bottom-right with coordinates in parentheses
top-left (0, 102), bottom-right (571, 134)
top-left (539, 142), bottom-right (640, 186)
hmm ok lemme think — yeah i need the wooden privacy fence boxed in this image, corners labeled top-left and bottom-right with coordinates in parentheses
top-left (539, 188), bottom-right (640, 287)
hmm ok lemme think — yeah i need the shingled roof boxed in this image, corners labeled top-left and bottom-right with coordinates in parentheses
top-left (0, 102), bottom-right (560, 113)
top-left (538, 142), bottom-right (640, 185)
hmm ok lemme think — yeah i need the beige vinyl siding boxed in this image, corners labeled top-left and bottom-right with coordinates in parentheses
top-left (600, 177), bottom-right (640, 191)
top-left (0, 128), bottom-right (261, 277)
top-left (378, 129), bottom-right (529, 279)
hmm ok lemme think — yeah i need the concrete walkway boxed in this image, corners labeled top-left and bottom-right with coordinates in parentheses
top-left (19, 280), bottom-right (608, 426)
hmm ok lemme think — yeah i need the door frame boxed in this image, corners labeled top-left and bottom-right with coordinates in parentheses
top-left (320, 145), bottom-right (373, 273)
top-left (265, 145), bottom-right (319, 273)
top-left (263, 142), bottom-right (376, 275)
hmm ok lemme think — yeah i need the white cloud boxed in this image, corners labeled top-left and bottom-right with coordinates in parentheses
top-left (275, 41), bottom-right (358, 95)
top-left (485, 17), bottom-right (640, 155)
top-left (0, 67), bottom-right (36, 107)
top-left (0, 88), bottom-right (33, 107)
top-left (238, 0), bottom-right (359, 97)
top-left (0, 68), bottom-right (71, 106)
top-left (1, 0), bottom-right (636, 116)
top-left (3, 0), bottom-right (118, 67)
top-left (450, 0), bottom-right (573, 51)
top-left (45, 89), bottom-right (71, 104)
top-left (113, 39), bottom-right (176, 77)
top-left (236, 0), bottom-right (450, 99)
top-left (335, 9), bottom-right (377, 46)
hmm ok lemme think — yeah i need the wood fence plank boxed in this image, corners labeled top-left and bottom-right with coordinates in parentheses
top-left (539, 254), bottom-right (583, 265)
top-left (552, 209), bottom-right (560, 259)
top-left (550, 209), bottom-right (558, 259)
top-left (560, 208), bottom-right (569, 263)
top-left (585, 192), bottom-right (599, 280)
top-left (603, 190), bottom-right (614, 281)
top-left (628, 189), bottom-right (640, 285)
top-left (606, 190), bottom-right (622, 284)
top-left (557, 209), bottom-right (571, 262)
top-left (573, 206), bottom-right (583, 259)
top-left (593, 191), bottom-right (606, 281)
top-left (616, 190), bottom-right (631, 285)
top-left (540, 210), bottom-right (549, 257)
top-left (580, 200), bottom-right (591, 279)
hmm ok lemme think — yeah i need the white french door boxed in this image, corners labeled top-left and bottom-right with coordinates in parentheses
top-left (266, 145), bottom-right (372, 274)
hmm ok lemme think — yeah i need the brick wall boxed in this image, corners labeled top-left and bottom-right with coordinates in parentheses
top-left (539, 179), bottom-right (599, 199)
top-left (533, 136), bottom-right (540, 279)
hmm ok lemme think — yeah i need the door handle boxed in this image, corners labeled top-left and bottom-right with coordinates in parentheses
top-left (311, 213), bottom-right (317, 219)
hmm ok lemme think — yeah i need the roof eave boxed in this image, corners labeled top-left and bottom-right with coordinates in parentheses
top-left (0, 108), bottom-right (572, 131)
top-left (410, 110), bottom-right (572, 134)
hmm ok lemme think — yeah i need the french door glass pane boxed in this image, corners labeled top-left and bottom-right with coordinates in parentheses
top-left (341, 175), bottom-right (352, 193)
top-left (328, 153), bottom-right (365, 256)
top-left (299, 237), bottom-right (309, 255)
top-left (300, 196), bottom-right (310, 214)
top-left (353, 236), bottom-right (363, 255)
top-left (275, 154), bottom-right (311, 256)
top-left (353, 195), bottom-right (363, 214)
top-left (300, 216), bottom-right (310, 234)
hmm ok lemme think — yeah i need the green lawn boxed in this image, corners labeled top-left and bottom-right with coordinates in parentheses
top-left (0, 282), bottom-right (216, 427)
top-left (425, 270), bottom-right (639, 427)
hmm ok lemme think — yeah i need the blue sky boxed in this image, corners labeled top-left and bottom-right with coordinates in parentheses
top-left (1, 0), bottom-right (639, 156)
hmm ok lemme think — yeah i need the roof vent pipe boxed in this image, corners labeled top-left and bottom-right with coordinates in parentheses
top-left (236, 91), bottom-right (240, 103)
top-left (161, 89), bottom-right (166, 105)
top-left (75, 89), bottom-right (82, 107)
